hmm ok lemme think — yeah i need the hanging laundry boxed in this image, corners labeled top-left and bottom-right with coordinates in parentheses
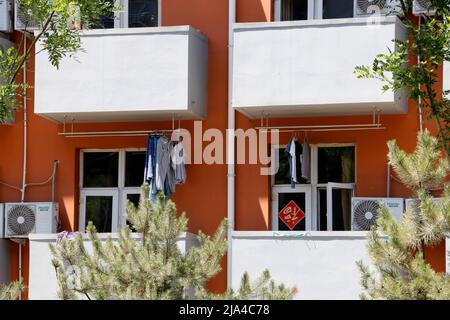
top-left (294, 139), bottom-right (303, 182)
top-left (156, 136), bottom-right (172, 192)
top-left (285, 137), bottom-right (303, 188)
top-left (144, 134), bottom-right (153, 183)
top-left (144, 134), bottom-right (188, 198)
top-left (171, 141), bottom-right (187, 184)
top-left (301, 139), bottom-right (310, 182)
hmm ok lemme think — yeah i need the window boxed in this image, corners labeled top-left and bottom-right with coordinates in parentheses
top-left (272, 144), bottom-right (356, 231)
top-left (281, 0), bottom-right (308, 21)
top-left (92, 0), bottom-right (161, 29)
top-left (274, 0), bottom-right (355, 21)
top-left (79, 149), bottom-right (146, 233)
top-left (322, 0), bottom-right (354, 19)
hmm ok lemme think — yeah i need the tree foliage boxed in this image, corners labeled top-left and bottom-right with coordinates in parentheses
top-left (0, 281), bottom-right (23, 300)
top-left (0, 0), bottom-right (116, 123)
top-left (358, 130), bottom-right (450, 299)
top-left (355, 0), bottom-right (450, 155)
top-left (50, 184), bottom-right (296, 300)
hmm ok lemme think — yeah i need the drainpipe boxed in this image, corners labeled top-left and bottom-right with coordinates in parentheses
top-left (227, 0), bottom-right (236, 290)
top-left (21, 34), bottom-right (27, 203)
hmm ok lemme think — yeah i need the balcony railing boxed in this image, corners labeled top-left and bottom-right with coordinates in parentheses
top-left (232, 16), bottom-right (408, 119)
top-left (34, 26), bottom-right (208, 123)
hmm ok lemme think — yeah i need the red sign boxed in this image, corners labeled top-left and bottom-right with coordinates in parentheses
top-left (279, 200), bottom-right (305, 230)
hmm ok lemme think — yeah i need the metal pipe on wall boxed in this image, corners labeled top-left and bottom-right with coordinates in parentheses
top-left (21, 35), bottom-right (27, 203)
top-left (227, 0), bottom-right (236, 290)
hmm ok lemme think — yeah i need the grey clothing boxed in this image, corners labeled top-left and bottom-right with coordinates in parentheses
top-left (156, 136), bottom-right (172, 191)
top-left (171, 142), bottom-right (187, 184)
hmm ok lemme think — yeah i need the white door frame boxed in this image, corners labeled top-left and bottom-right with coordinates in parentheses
top-left (271, 184), bottom-right (312, 231)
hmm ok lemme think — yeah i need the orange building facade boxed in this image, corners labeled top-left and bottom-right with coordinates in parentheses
top-left (0, 0), bottom-right (447, 299)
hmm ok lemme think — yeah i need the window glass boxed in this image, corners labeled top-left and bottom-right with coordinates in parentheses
top-left (126, 194), bottom-right (140, 231)
top-left (331, 189), bottom-right (352, 231)
top-left (275, 146), bottom-right (309, 185)
top-left (275, 148), bottom-right (292, 185)
top-left (318, 188), bottom-right (327, 231)
top-left (85, 196), bottom-right (113, 233)
top-left (318, 147), bottom-right (355, 184)
top-left (322, 0), bottom-right (354, 19)
top-left (129, 0), bottom-right (158, 27)
top-left (125, 151), bottom-right (146, 187)
top-left (83, 152), bottom-right (119, 188)
top-left (277, 192), bottom-right (306, 231)
top-left (92, 0), bottom-right (115, 28)
top-left (282, 0), bottom-right (308, 21)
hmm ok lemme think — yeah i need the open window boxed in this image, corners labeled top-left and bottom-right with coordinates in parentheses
top-left (271, 144), bottom-right (356, 231)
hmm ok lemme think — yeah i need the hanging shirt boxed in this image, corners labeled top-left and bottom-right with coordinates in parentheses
top-left (289, 139), bottom-right (297, 183)
top-left (144, 134), bottom-right (153, 183)
top-left (285, 139), bottom-right (296, 188)
top-left (301, 140), bottom-right (310, 181)
top-left (171, 141), bottom-right (187, 184)
top-left (294, 140), bottom-right (303, 182)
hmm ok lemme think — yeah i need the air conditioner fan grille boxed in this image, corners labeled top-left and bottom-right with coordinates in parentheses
top-left (357, 0), bottom-right (388, 13)
top-left (353, 200), bottom-right (380, 231)
top-left (7, 205), bottom-right (36, 235)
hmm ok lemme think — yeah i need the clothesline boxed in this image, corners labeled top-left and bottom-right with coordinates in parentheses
top-left (58, 129), bottom-right (183, 138)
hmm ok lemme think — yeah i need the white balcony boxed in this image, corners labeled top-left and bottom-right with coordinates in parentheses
top-left (34, 26), bottom-right (208, 123)
top-left (232, 17), bottom-right (408, 119)
top-left (28, 232), bottom-right (199, 299)
top-left (231, 231), bottom-right (375, 300)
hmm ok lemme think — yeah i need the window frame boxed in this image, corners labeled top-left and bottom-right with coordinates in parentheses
top-left (79, 148), bottom-right (146, 233)
top-left (107, 0), bottom-right (162, 28)
top-left (271, 143), bottom-right (357, 231)
top-left (274, 0), bottom-right (355, 21)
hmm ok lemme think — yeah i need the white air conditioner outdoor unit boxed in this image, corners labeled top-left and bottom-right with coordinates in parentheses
top-left (0, 204), bottom-right (4, 238)
top-left (405, 197), bottom-right (442, 211)
top-left (413, 0), bottom-right (436, 15)
top-left (0, 0), bottom-right (12, 32)
top-left (354, 0), bottom-right (402, 17)
top-left (4, 202), bottom-right (58, 238)
top-left (14, 0), bottom-right (42, 31)
top-left (351, 197), bottom-right (404, 231)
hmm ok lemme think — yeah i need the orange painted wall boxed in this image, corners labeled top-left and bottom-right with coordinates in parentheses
top-left (0, 0), bottom-right (447, 298)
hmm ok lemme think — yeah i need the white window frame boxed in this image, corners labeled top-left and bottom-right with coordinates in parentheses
top-left (79, 188), bottom-right (119, 233)
top-left (272, 184), bottom-right (312, 231)
top-left (271, 143), bottom-right (356, 231)
top-left (79, 148), bottom-right (146, 233)
top-left (113, 0), bottom-right (162, 28)
top-left (274, 0), bottom-right (355, 21)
